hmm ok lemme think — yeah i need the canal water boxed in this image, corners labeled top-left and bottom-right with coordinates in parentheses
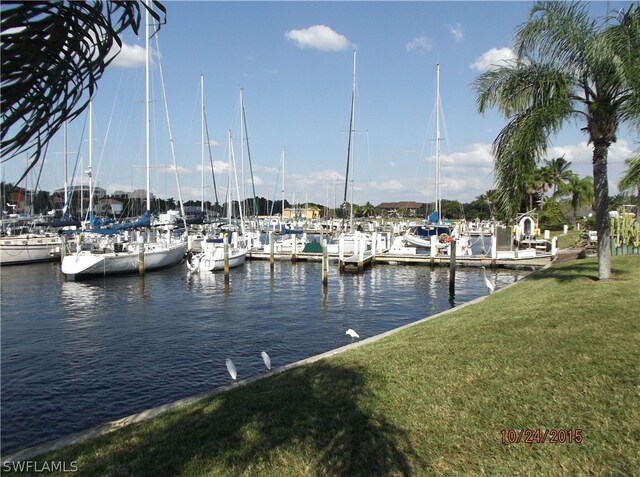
top-left (1, 257), bottom-right (527, 456)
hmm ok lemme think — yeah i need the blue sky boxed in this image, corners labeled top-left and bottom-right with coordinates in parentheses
top-left (5, 1), bottom-right (637, 209)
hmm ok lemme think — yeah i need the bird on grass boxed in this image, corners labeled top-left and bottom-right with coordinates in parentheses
top-left (481, 267), bottom-right (495, 294)
top-left (225, 358), bottom-right (237, 381)
top-left (346, 329), bottom-right (359, 343)
top-left (261, 351), bottom-right (271, 370)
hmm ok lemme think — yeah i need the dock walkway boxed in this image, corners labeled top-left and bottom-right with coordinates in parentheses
top-left (247, 250), bottom-right (553, 269)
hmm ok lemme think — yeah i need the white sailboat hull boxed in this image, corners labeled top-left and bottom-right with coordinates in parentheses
top-left (194, 248), bottom-right (247, 272)
top-left (61, 240), bottom-right (187, 276)
top-left (0, 235), bottom-right (61, 265)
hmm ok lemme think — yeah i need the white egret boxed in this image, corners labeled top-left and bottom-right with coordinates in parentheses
top-left (225, 358), bottom-right (237, 381)
top-left (261, 351), bottom-right (271, 370)
top-left (346, 329), bottom-right (359, 342)
top-left (481, 267), bottom-right (495, 294)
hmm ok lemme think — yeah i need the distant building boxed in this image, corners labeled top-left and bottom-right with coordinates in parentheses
top-left (95, 198), bottom-right (124, 216)
top-left (376, 201), bottom-right (424, 217)
top-left (283, 206), bottom-right (320, 220)
top-left (51, 185), bottom-right (107, 212)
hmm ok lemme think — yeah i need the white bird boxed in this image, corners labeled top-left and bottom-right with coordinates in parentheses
top-left (225, 358), bottom-right (237, 381)
top-left (346, 329), bottom-right (359, 342)
top-left (261, 351), bottom-right (271, 370)
top-left (481, 267), bottom-right (495, 294)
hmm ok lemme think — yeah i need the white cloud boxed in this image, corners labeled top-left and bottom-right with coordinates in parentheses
top-left (372, 179), bottom-right (405, 192)
top-left (448, 23), bottom-right (464, 43)
top-left (470, 47), bottom-right (515, 71)
top-left (109, 42), bottom-right (146, 68)
top-left (406, 36), bottom-right (433, 52)
top-left (286, 25), bottom-right (351, 51)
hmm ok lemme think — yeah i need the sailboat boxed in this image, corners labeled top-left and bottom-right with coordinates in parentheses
top-left (263, 147), bottom-right (307, 253)
top-left (186, 130), bottom-right (248, 272)
top-left (0, 124), bottom-right (77, 266)
top-left (326, 50), bottom-right (388, 256)
top-left (0, 217), bottom-right (62, 265)
top-left (404, 64), bottom-right (455, 249)
top-left (61, 3), bottom-right (187, 277)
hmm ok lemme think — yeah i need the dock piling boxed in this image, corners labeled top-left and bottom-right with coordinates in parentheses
top-left (223, 234), bottom-right (230, 282)
top-left (269, 231), bottom-right (274, 270)
top-left (138, 235), bottom-right (145, 275)
top-left (322, 239), bottom-right (328, 287)
top-left (449, 239), bottom-right (457, 296)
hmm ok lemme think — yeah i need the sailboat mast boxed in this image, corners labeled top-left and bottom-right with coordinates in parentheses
top-left (227, 130), bottom-right (232, 224)
top-left (145, 0), bottom-right (151, 213)
top-left (201, 74), bottom-right (205, 212)
top-left (435, 63), bottom-right (441, 222)
top-left (281, 148), bottom-right (285, 219)
top-left (240, 89), bottom-right (259, 217)
top-left (240, 89), bottom-right (246, 218)
top-left (88, 100), bottom-right (93, 224)
top-left (343, 49), bottom-right (356, 206)
top-left (63, 121), bottom-right (68, 214)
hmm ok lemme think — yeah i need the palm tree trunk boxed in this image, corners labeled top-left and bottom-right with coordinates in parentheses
top-left (592, 145), bottom-right (611, 280)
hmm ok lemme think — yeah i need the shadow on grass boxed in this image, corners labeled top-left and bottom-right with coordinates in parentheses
top-left (60, 362), bottom-right (426, 476)
top-left (528, 256), bottom-right (635, 283)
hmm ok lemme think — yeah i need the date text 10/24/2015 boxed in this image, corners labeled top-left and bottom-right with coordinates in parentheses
top-left (501, 428), bottom-right (583, 444)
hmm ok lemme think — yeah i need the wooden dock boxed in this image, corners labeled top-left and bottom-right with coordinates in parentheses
top-left (247, 249), bottom-right (553, 269)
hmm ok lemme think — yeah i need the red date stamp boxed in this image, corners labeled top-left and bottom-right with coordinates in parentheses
top-left (501, 428), bottom-right (583, 444)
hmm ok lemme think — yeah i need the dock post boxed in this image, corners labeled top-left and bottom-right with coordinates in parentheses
top-left (430, 235), bottom-right (437, 266)
top-left (269, 231), bottom-right (275, 270)
top-left (322, 238), bottom-right (328, 287)
top-left (449, 239), bottom-right (457, 297)
top-left (339, 234), bottom-right (345, 273)
top-left (60, 234), bottom-right (67, 261)
top-left (490, 234), bottom-right (497, 267)
top-left (138, 235), bottom-right (145, 275)
top-left (223, 234), bottom-right (230, 281)
top-left (358, 232), bottom-right (365, 272)
top-left (187, 234), bottom-right (193, 252)
top-left (291, 234), bottom-right (297, 262)
top-left (480, 226), bottom-right (486, 256)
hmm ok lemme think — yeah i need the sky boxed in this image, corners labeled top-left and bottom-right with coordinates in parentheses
top-left (4, 0), bottom-right (638, 210)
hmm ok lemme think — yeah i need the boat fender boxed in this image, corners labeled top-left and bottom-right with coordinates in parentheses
top-left (439, 233), bottom-right (452, 244)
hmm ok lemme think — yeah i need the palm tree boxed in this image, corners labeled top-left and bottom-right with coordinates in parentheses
top-left (1, 1), bottom-right (167, 184)
top-left (618, 152), bottom-right (640, 211)
top-left (361, 202), bottom-right (376, 218)
top-left (560, 174), bottom-right (595, 229)
top-left (523, 166), bottom-right (551, 211)
top-left (545, 156), bottom-right (574, 196)
top-left (474, 2), bottom-right (640, 280)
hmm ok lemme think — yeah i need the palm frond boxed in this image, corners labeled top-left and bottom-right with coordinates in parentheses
top-left (475, 62), bottom-right (576, 119)
top-left (1, 0), bottom-right (166, 184)
top-left (619, 152), bottom-right (640, 192)
top-left (515, 1), bottom-right (596, 71)
top-left (596, 5), bottom-right (640, 128)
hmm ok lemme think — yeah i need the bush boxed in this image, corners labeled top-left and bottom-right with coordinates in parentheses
top-left (539, 198), bottom-right (568, 231)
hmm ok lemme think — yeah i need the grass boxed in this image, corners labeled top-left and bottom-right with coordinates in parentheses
top-left (10, 256), bottom-right (640, 476)
top-left (553, 229), bottom-right (582, 249)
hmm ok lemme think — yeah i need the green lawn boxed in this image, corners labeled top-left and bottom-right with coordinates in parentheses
top-left (553, 229), bottom-right (583, 249)
top-left (12, 255), bottom-right (640, 476)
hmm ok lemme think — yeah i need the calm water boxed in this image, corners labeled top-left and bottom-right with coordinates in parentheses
top-left (1, 257), bottom-right (527, 455)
